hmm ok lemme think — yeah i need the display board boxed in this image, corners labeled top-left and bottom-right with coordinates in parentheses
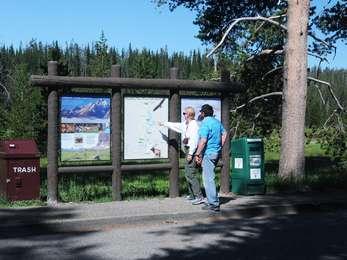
top-left (60, 96), bottom-right (111, 162)
top-left (124, 97), bottom-right (169, 160)
top-left (181, 97), bottom-right (221, 122)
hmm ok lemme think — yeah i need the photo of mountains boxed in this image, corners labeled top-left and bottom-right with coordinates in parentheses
top-left (61, 97), bottom-right (110, 120)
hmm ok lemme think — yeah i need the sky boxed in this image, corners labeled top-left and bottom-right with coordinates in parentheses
top-left (0, 0), bottom-right (345, 68)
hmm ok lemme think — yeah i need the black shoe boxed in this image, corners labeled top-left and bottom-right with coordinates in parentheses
top-left (201, 204), bottom-right (220, 212)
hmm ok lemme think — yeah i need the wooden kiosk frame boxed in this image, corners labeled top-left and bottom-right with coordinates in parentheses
top-left (31, 61), bottom-right (242, 205)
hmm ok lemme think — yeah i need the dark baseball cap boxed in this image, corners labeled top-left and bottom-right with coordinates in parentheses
top-left (200, 104), bottom-right (213, 114)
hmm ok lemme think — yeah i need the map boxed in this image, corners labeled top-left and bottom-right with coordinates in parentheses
top-left (123, 97), bottom-right (169, 160)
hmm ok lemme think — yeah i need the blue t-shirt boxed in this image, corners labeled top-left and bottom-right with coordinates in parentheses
top-left (199, 116), bottom-right (226, 155)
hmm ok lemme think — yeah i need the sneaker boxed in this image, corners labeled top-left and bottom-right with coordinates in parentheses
top-left (191, 197), bottom-right (205, 205)
top-left (185, 195), bottom-right (195, 201)
top-left (201, 204), bottom-right (220, 212)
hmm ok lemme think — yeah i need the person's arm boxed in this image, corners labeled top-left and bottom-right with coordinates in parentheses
top-left (159, 122), bottom-right (184, 134)
top-left (195, 121), bottom-right (208, 163)
top-left (194, 138), bottom-right (207, 164)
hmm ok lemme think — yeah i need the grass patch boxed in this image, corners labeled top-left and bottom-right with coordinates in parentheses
top-left (123, 172), bottom-right (169, 200)
top-left (0, 196), bottom-right (45, 208)
top-left (58, 174), bottom-right (112, 202)
top-left (266, 170), bottom-right (347, 193)
top-left (305, 142), bottom-right (325, 157)
top-left (38, 169), bottom-right (193, 203)
top-left (265, 141), bottom-right (326, 161)
top-left (2, 142), bottom-right (345, 207)
top-left (264, 142), bottom-right (345, 193)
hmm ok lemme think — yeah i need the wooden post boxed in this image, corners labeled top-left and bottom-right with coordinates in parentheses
top-left (220, 70), bottom-right (231, 195)
top-left (47, 61), bottom-right (59, 205)
top-left (169, 67), bottom-right (179, 197)
top-left (111, 64), bottom-right (122, 200)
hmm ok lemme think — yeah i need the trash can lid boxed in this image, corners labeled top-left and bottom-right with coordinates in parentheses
top-left (0, 140), bottom-right (40, 158)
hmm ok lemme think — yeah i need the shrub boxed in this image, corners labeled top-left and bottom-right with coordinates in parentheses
top-left (264, 129), bottom-right (281, 153)
top-left (316, 127), bottom-right (347, 167)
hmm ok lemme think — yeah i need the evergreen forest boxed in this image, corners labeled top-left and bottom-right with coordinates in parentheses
top-left (0, 34), bottom-right (346, 161)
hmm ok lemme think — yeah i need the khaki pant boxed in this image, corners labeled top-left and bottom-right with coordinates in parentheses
top-left (184, 149), bottom-right (202, 198)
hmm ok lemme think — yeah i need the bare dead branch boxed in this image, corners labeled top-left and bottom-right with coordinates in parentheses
top-left (231, 92), bottom-right (283, 113)
top-left (268, 14), bottom-right (287, 20)
top-left (260, 49), bottom-right (284, 55)
top-left (308, 52), bottom-right (329, 64)
top-left (308, 32), bottom-right (336, 54)
top-left (308, 33), bottom-right (330, 48)
top-left (308, 76), bottom-right (344, 111)
top-left (207, 15), bottom-right (287, 57)
top-left (253, 112), bottom-right (261, 121)
top-left (230, 120), bottom-right (241, 140)
top-left (6, 74), bottom-right (16, 83)
top-left (247, 49), bottom-right (284, 61)
top-left (323, 109), bottom-right (338, 128)
top-left (337, 114), bottom-right (345, 133)
top-left (247, 49), bottom-right (328, 64)
top-left (250, 112), bottom-right (261, 135)
top-left (316, 60), bottom-right (323, 79)
top-left (262, 66), bottom-right (283, 80)
top-left (241, 21), bottom-right (266, 50)
top-left (241, 14), bottom-right (286, 50)
top-left (312, 84), bottom-right (326, 105)
top-left (0, 81), bottom-right (10, 102)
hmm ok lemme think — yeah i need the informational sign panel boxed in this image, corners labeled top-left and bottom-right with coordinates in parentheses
top-left (60, 96), bottom-right (111, 162)
top-left (181, 97), bottom-right (221, 122)
top-left (124, 97), bottom-right (169, 160)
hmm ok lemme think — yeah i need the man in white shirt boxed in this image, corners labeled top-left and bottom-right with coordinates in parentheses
top-left (159, 106), bottom-right (204, 205)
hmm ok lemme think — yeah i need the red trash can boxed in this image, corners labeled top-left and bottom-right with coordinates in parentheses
top-left (0, 140), bottom-right (40, 201)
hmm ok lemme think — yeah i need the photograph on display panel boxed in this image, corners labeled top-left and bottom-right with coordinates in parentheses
top-left (123, 96), bottom-right (169, 160)
top-left (60, 95), bottom-right (111, 162)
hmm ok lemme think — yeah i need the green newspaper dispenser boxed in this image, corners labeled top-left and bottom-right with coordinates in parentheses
top-left (231, 137), bottom-right (265, 195)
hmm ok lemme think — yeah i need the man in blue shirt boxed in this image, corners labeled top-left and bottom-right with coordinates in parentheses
top-left (195, 104), bottom-right (227, 212)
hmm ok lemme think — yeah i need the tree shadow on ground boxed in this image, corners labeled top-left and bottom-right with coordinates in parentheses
top-left (141, 210), bottom-right (347, 260)
top-left (0, 206), bottom-right (102, 259)
top-left (219, 196), bottom-right (236, 205)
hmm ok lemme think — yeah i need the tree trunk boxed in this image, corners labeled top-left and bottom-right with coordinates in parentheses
top-left (279, 0), bottom-right (310, 178)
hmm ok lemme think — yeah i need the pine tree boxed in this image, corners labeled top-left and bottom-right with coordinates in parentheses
top-left (2, 64), bottom-right (42, 140)
top-left (89, 31), bottom-right (110, 77)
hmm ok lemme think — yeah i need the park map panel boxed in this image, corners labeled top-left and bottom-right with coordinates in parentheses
top-left (124, 97), bottom-right (169, 160)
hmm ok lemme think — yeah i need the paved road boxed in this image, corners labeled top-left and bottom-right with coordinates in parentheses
top-left (1, 210), bottom-right (347, 260)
